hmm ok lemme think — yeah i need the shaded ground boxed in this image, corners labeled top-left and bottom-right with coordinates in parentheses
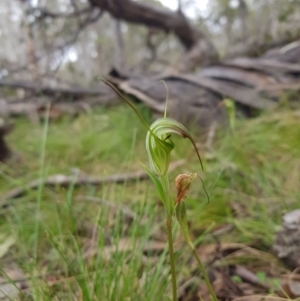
top-left (0, 105), bottom-right (300, 300)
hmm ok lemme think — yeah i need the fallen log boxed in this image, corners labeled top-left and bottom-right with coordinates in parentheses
top-left (105, 40), bottom-right (300, 128)
top-left (0, 79), bottom-right (115, 101)
top-left (1, 41), bottom-right (300, 128)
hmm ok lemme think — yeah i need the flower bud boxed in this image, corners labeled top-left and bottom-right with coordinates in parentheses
top-left (174, 173), bottom-right (197, 204)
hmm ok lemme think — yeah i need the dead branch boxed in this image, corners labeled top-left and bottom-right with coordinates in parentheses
top-left (1, 94), bottom-right (118, 122)
top-left (0, 160), bottom-right (185, 207)
top-left (33, 6), bottom-right (93, 20)
top-left (0, 80), bottom-right (111, 99)
top-left (234, 265), bottom-right (271, 290)
top-left (170, 74), bottom-right (277, 110)
top-left (46, 8), bottom-right (104, 56)
top-left (89, 0), bottom-right (219, 69)
top-left (225, 31), bottom-right (300, 59)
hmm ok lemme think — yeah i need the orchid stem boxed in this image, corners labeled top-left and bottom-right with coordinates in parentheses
top-left (161, 172), bottom-right (177, 301)
top-left (187, 241), bottom-right (218, 301)
top-left (166, 216), bottom-right (177, 301)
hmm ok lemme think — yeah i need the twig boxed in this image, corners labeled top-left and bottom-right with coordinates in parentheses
top-left (234, 265), bottom-right (271, 290)
top-left (34, 6), bottom-right (92, 20)
top-left (0, 160), bottom-right (185, 207)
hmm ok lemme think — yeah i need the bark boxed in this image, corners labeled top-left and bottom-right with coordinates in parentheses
top-left (89, 0), bottom-right (219, 70)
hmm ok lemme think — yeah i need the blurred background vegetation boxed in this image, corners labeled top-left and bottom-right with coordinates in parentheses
top-left (0, 1), bottom-right (300, 300)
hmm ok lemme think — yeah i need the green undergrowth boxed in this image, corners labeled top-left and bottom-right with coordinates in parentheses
top-left (0, 104), bottom-right (299, 300)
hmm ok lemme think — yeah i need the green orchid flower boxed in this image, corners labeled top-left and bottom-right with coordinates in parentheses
top-left (146, 117), bottom-right (203, 176)
top-left (101, 79), bottom-right (204, 177)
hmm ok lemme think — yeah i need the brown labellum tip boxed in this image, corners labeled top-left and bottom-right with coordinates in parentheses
top-left (174, 173), bottom-right (197, 204)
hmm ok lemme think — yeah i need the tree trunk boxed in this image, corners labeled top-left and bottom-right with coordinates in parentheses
top-left (238, 0), bottom-right (249, 42)
top-left (0, 129), bottom-right (11, 162)
top-left (113, 19), bottom-right (126, 71)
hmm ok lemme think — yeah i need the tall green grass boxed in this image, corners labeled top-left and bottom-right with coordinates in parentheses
top-left (0, 105), bottom-right (299, 300)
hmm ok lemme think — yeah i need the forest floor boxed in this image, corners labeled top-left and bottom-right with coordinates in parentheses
top-left (0, 104), bottom-right (300, 301)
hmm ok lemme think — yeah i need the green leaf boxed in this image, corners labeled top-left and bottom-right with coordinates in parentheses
top-left (141, 163), bottom-right (168, 207)
top-left (231, 275), bottom-right (242, 284)
top-left (256, 271), bottom-right (266, 282)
